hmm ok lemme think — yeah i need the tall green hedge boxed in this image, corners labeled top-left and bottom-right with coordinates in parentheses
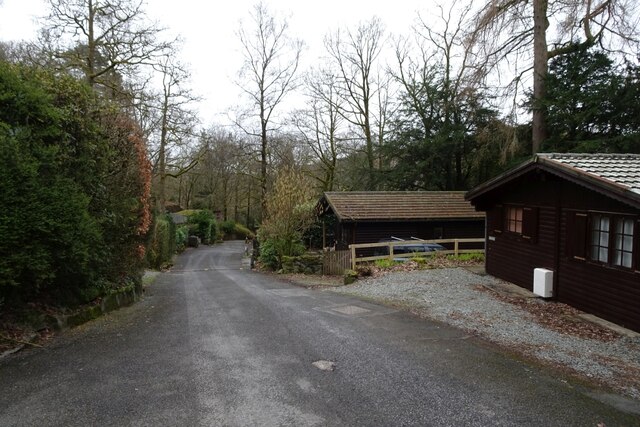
top-left (0, 62), bottom-right (151, 306)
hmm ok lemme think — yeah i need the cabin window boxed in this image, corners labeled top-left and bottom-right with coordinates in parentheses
top-left (613, 218), bottom-right (634, 268)
top-left (588, 213), bottom-right (636, 269)
top-left (505, 206), bottom-right (523, 234)
top-left (590, 214), bottom-right (610, 263)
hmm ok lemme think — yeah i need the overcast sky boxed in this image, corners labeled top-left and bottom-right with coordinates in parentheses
top-left (0, 0), bottom-right (430, 126)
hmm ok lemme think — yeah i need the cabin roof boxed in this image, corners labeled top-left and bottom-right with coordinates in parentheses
top-left (466, 153), bottom-right (640, 209)
top-left (318, 191), bottom-right (484, 222)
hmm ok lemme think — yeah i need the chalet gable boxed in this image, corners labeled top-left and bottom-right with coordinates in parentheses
top-left (466, 153), bottom-right (640, 210)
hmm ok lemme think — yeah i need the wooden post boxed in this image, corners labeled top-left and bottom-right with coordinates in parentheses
top-left (454, 239), bottom-right (459, 256)
top-left (389, 243), bottom-right (394, 261)
top-left (351, 245), bottom-right (356, 270)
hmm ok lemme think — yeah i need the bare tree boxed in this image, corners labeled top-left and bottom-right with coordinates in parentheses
top-left (386, 3), bottom-right (505, 190)
top-left (470, 0), bottom-right (640, 153)
top-left (151, 56), bottom-right (200, 213)
top-left (325, 17), bottom-right (387, 190)
top-left (235, 2), bottom-right (303, 213)
top-left (38, 0), bottom-right (173, 93)
top-left (291, 68), bottom-right (345, 192)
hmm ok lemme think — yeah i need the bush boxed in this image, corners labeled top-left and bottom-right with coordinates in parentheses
top-left (258, 239), bottom-right (279, 270)
top-left (175, 225), bottom-right (189, 252)
top-left (374, 259), bottom-right (396, 269)
top-left (0, 63), bottom-right (151, 307)
top-left (258, 237), bottom-right (305, 270)
top-left (220, 220), bottom-right (236, 236)
top-left (146, 214), bottom-right (176, 269)
top-left (187, 210), bottom-right (217, 244)
top-left (257, 168), bottom-right (315, 271)
top-left (219, 220), bottom-right (255, 240)
top-left (234, 223), bottom-right (255, 239)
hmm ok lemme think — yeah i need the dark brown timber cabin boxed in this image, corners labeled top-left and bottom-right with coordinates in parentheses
top-left (466, 153), bottom-right (640, 332)
top-left (316, 191), bottom-right (485, 250)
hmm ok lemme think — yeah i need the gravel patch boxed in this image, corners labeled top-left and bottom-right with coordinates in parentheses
top-left (330, 267), bottom-right (640, 400)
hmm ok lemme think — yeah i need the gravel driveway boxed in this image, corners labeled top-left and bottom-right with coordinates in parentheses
top-left (329, 267), bottom-right (640, 400)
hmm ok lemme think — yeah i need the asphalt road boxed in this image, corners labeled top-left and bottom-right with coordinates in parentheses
top-left (1, 241), bottom-right (638, 426)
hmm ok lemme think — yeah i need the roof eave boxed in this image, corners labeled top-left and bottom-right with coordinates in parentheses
top-left (538, 157), bottom-right (640, 209)
top-left (465, 156), bottom-right (538, 202)
top-left (466, 154), bottom-right (640, 209)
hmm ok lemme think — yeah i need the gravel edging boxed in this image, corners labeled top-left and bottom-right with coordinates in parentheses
top-left (329, 267), bottom-right (640, 400)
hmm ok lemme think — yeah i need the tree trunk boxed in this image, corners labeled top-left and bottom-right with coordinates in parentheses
top-left (532, 0), bottom-right (549, 154)
top-left (156, 90), bottom-right (170, 214)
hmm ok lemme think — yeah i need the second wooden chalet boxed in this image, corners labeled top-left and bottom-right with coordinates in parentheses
top-left (316, 191), bottom-right (485, 249)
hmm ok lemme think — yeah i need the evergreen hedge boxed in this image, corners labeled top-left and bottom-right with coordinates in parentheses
top-left (0, 62), bottom-right (151, 306)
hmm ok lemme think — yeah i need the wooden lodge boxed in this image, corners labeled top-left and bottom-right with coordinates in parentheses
top-left (466, 153), bottom-right (640, 332)
top-left (316, 191), bottom-right (485, 250)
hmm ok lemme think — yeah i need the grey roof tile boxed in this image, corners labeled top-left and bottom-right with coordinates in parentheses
top-left (540, 153), bottom-right (640, 194)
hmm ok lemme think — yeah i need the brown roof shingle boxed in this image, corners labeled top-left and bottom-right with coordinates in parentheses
top-left (320, 191), bottom-right (484, 222)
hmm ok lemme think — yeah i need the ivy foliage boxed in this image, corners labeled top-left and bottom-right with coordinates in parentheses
top-left (0, 62), bottom-right (151, 306)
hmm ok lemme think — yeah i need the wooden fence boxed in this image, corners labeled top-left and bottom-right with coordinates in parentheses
top-left (322, 250), bottom-right (352, 276)
top-left (349, 238), bottom-right (485, 270)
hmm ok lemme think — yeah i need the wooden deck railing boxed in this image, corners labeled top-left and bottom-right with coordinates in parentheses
top-left (348, 238), bottom-right (485, 270)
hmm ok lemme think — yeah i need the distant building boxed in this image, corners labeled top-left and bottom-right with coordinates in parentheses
top-left (316, 191), bottom-right (485, 250)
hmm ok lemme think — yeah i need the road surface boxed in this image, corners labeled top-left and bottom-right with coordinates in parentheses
top-left (1, 241), bottom-right (638, 426)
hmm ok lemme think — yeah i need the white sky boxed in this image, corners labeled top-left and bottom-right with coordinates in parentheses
top-left (0, 0), bottom-right (430, 127)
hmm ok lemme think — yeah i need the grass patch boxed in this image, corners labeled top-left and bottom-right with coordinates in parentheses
top-left (374, 259), bottom-right (397, 268)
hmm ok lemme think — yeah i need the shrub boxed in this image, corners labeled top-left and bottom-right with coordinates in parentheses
top-left (187, 210), bottom-right (217, 244)
top-left (257, 168), bottom-right (315, 270)
top-left (146, 214), bottom-right (176, 269)
top-left (234, 223), bottom-right (255, 239)
top-left (409, 256), bottom-right (428, 266)
top-left (0, 63), bottom-right (151, 307)
top-left (175, 225), bottom-right (189, 252)
top-left (220, 220), bottom-right (236, 236)
top-left (258, 237), bottom-right (305, 270)
top-left (374, 259), bottom-right (396, 269)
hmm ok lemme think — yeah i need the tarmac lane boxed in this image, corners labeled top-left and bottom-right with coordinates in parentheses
top-left (0, 241), bottom-right (638, 426)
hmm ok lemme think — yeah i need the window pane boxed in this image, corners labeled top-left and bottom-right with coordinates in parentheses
top-left (600, 216), bottom-right (610, 231)
top-left (599, 247), bottom-right (608, 262)
top-left (624, 219), bottom-right (634, 235)
top-left (591, 231), bottom-right (600, 245)
top-left (614, 250), bottom-right (622, 266)
top-left (599, 232), bottom-right (609, 247)
top-left (612, 217), bottom-right (635, 268)
top-left (615, 234), bottom-right (623, 251)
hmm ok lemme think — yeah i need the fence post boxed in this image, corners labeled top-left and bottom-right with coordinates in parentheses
top-left (454, 239), bottom-right (459, 256)
top-left (350, 245), bottom-right (356, 270)
top-left (389, 243), bottom-right (394, 261)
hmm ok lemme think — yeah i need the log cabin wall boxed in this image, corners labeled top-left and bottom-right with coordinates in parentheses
top-left (482, 170), bottom-right (640, 332)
